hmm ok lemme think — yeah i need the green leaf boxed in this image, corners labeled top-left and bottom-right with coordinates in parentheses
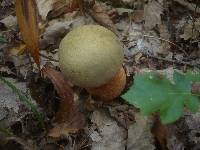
top-left (185, 96), bottom-right (200, 113)
top-left (122, 70), bottom-right (200, 124)
top-left (0, 33), bottom-right (7, 43)
top-left (160, 97), bottom-right (184, 124)
top-left (185, 70), bottom-right (200, 82)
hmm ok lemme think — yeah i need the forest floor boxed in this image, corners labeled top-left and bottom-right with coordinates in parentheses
top-left (1, 0), bottom-right (200, 150)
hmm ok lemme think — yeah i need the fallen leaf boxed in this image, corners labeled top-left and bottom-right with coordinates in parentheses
top-left (180, 17), bottom-right (200, 40)
top-left (40, 50), bottom-right (59, 67)
top-left (2, 137), bottom-right (37, 149)
top-left (144, 0), bottom-right (163, 30)
top-left (127, 113), bottom-right (155, 150)
top-left (184, 110), bottom-right (200, 144)
top-left (166, 135), bottom-right (185, 150)
top-left (15, 0), bottom-right (40, 68)
top-left (47, 0), bottom-right (83, 19)
top-left (90, 110), bottom-right (126, 150)
top-left (88, 2), bottom-right (119, 35)
top-left (151, 116), bottom-right (168, 150)
top-left (36, 0), bottom-right (56, 20)
top-left (180, 21), bottom-right (195, 40)
top-left (42, 65), bottom-right (85, 136)
top-left (132, 10), bottom-right (144, 23)
top-left (0, 15), bottom-right (17, 29)
top-left (40, 18), bottom-right (73, 47)
top-left (115, 8), bottom-right (133, 16)
top-left (9, 43), bottom-right (27, 56)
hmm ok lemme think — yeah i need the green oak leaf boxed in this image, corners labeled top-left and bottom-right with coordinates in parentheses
top-left (122, 70), bottom-right (200, 124)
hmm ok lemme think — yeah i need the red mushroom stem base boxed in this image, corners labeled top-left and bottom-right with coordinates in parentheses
top-left (86, 67), bottom-right (126, 101)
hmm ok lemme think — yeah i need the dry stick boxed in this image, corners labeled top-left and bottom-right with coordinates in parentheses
top-left (76, 126), bottom-right (95, 150)
top-left (147, 54), bottom-right (200, 67)
top-left (143, 34), bottom-right (189, 56)
top-left (87, 9), bottom-right (120, 36)
top-left (39, 52), bottom-right (58, 62)
top-left (174, 0), bottom-right (200, 13)
top-left (142, 35), bottom-right (200, 67)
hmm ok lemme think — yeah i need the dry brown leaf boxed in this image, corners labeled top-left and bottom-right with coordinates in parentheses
top-left (127, 113), bottom-right (155, 150)
top-left (180, 18), bottom-right (200, 40)
top-left (132, 10), bottom-right (144, 23)
top-left (48, 120), bottom-right (82, 137)
top-left (151, 116), bottom-right (168, 150)
top-left (90, 110), bottom-right (126, 150)
top-left (9, 44), bottom-right (27, 56)
top-left (144, 0), bottom-right (163, 30)
top-left (89, 2), bottom-right (119, 35)
top-left (41, 65), bottom-right (85, 137)
top-left (36, 0), bottom-right (56, 20)
top-left (158, 24), bottom-right (171, 55)
top-left (47, 0), bottom-right (83, 19)
top-left (15, 0), bottom-right (40, 68)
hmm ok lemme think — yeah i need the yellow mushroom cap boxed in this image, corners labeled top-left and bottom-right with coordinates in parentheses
top-left (59, 25), bottom-right (123, 87)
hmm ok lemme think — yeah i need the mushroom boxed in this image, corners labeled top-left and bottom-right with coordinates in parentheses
top-left (59, 25), bottom-right (126, 100)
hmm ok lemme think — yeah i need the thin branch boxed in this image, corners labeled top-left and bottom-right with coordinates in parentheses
top-left (39, 52), bottom-right (58, 62)
top-left (143, 34), bottom-right (188, 56)
top-left (147, 54), bottom-right (200, 67)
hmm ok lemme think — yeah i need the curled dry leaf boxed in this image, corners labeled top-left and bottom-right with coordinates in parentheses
top-left (41, 65), bottom-right (85, 137)
top-left (47, 0), bottom-right (83, 19)
top-left (15, 0), bottom-right (40, 68)
top-left (144, 0), bottom-right (163, 30)
top-left (9, 44), bottom-right (27, 56)
top-left (36, 0), bottom-right (56, 20)
top-left (151, 116), bottom-right (168, 150)
top-left (88, 2), bottom-right (119, 35)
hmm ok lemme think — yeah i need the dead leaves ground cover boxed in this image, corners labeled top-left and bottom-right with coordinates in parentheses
top-left (1, 0), bottom-right (200, 149)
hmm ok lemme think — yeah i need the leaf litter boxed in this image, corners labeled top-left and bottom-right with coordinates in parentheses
top-left (1, 0), bottom-right (200, 149)
top-left (42, 65), bottom-right (85, 137)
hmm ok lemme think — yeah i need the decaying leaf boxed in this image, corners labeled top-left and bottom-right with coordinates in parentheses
top-left (9, 43), bottom-right (27, 56)
top-left (47, 0), bottom-right (83, 19)
top-left (36, 0), bottom-right (56, 20)
top-left (127, 113), bottom-right (155, 150)
top-left (42, 65), bottom-right (85, 137)
top-left (88, 2), bottom-right (119, 35)
top-left (180, 18), bottom-right (200, 40)
top-left (132, 10), bottom-right (144, 23)
top-left (151, 117), bottom-right (168, 150)
top-left (144, 0), bottom-right (163, 30)
top-left (90, 110), bottom-right (126, 150)
top-left (15, 0), bottom-right (40, 68)
top-left (0, 15), bottom-right (17, 29)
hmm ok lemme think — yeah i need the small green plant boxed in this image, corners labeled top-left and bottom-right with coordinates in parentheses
top-left (0, 33), bottom-right (7, 43)
top-left (0, 76), bottom-right (44, 128)
top-left (0, 126), bottom-right (13, 137)
top-left (122, 70), bottom-right (200, 124)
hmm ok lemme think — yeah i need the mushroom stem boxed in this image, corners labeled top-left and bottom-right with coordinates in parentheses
top-left (86, 67), bottom-right (126, 100)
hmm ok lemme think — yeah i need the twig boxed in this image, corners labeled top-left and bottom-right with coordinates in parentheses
top-left (143, 34), bottom-right (189, 56)
top-left (174, 0), bottom-right (200, 13)
top-left (143, 35), bottom-right (177, 47)
top-left (39, 52), bottom-right (58, 62)
top-left (147, 54), bottom-right (200, 67)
